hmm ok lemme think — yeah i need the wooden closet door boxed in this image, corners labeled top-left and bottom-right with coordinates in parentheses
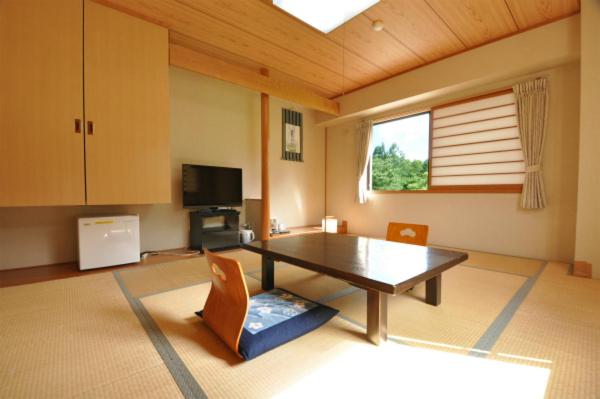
top-left (84, 1), bottom-right (171, 205)
top-left (0, 0), bottom-right (85, 206)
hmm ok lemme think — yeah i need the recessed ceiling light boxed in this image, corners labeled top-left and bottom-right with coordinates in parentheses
top-left (273, 0), bottom-right (380, 34)
top-left (371, 19), bottom-right (384, 32)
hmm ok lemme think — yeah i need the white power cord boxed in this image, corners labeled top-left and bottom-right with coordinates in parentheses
top-left (140, 249), bottom-right (201, 260)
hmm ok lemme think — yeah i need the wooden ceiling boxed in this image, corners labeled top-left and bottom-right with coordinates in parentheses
top-left (96, 0), bottom-right (579, 114)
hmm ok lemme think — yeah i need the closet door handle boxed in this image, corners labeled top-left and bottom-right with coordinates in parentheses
top-left (87, 121), bottom-right (94, 135)
top-left (74, 119), bottom-right (82, 133)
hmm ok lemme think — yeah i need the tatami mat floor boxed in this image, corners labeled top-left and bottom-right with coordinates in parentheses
top-left (1, 248), bottom-right (598, 398)
top-left (0, 273), bottom-right (182, 398)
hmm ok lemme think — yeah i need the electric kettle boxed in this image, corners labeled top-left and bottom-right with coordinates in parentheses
top-left (240, 229), bottom-right (255, 244)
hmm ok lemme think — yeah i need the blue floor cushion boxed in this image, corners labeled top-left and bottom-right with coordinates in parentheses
top-left (196, 288), bottom-right (338, 360)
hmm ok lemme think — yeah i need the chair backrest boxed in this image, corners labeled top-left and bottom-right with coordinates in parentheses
top-left (202, 250), bottom-right (250, 355)
top-left (386, 222), bottom-right (429, 246)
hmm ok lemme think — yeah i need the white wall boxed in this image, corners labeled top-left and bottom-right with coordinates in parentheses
top-left (0, 67), bottom-right (325, 270)
top-left (326, 63), bottom-right (580, 263)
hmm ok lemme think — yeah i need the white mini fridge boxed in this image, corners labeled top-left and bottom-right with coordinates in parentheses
top-left (78, 215), bottom-right (140, 270)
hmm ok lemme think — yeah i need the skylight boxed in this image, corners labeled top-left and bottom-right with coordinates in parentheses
top-left (273, 0), bottom-right (380, 33)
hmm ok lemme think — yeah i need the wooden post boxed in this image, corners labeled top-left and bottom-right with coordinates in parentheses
top-left (260, 68), bottom-right (270, 241)
top-left (324, 127), bottom-right (327, 218)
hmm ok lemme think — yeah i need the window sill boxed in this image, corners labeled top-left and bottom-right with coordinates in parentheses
top-left (372, 185), bottom-right (523, 194)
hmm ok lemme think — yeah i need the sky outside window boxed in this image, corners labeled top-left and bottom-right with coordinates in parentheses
top-left (371, 113), bottom-right (430, 161)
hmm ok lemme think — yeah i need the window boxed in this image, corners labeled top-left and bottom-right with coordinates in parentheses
top-left (370, 89), bottom-right (525, 193)
top-left (430, 90), bottom-right (525, 188)
top-left (371, 112), bottom-right (430, 191)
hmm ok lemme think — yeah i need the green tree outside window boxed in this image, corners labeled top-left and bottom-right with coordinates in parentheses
top-left (371, 112), bottom-right (430, 191)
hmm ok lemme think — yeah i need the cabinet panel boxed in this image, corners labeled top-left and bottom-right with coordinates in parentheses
top-left (0, 0), bottom-right (85, 206)
top-left (84, 0), bottom-right (171, 205)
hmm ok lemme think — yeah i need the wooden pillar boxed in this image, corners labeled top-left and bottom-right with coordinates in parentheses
top-left (260, 68), bottom-right (270, 241)
top-left (575, 0), bottom-right (600, 278)
top-left (324, 127), bottom-right (327, 217)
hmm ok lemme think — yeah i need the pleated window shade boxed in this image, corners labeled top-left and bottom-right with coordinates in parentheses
top-left (430, 91), bottom-right (525, 187)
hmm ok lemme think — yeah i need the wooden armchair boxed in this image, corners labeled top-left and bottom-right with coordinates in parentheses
top-left (386, 222), bottom-right (429, 246)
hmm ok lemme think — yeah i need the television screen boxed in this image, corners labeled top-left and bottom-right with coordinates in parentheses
top-left (182, 164), bottom-right (242, 208)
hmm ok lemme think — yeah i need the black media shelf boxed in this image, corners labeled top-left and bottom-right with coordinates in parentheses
top-left (189, 209), bottom-right (240, 253)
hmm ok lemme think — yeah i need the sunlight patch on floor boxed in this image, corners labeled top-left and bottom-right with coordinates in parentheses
top-left (273, 341), bottom-right (550, 399)
top-left (389, 334), bottom-right (553, 366)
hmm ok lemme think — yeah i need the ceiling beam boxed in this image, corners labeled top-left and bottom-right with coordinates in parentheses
top-left (170, 44), bottom-right (340, 115)
top-left (169, 31), bottom-right (336, 99)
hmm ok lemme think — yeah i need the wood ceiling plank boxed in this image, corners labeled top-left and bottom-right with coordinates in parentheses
top-left (170, 44), bottom-right (340, 115)
top-left (170, 31), bottom-right (338, 98)
top-left (95, 0), bottom-right (580, 99)
top-left (426, 0), bottom-right (519, 47)
top-left (94, 0), bottom-right (345, 94)
top-left (504, 0), bottom-right (580, 29)
top-left (363, 0), bottom-right (466, 62)
top-left (328, 15), bottom-right (424, 76)
top-left (176, 0), bottom-right (388, 89)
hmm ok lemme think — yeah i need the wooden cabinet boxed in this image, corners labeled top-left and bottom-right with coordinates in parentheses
top-left (0, 0), bottom-right (170, 206)
top-left (84, 1), bottom-right (170, 205)
top-left (0, 0), bottom-right (85, 206)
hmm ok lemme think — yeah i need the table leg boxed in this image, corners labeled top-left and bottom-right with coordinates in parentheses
top-left (262, 256), bottom-right (274, 290)
top-left (425, 274), bottom-right (441, 306)
top-left (366, 289), bottom-right (388, 345)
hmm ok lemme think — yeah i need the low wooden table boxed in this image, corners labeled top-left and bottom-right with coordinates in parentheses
top-left (243, 233), bottom-right (468, 345)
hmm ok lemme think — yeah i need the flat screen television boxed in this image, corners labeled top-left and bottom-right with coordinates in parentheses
top-left (182, 164), bottom-right (242, 208)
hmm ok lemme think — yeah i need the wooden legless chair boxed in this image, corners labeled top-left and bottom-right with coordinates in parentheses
top-left (200, 250), bottom-right (339, 360)
top-left (386, 222), bottom-right (429, 246)
top-left (202, 250), bottom-right (249, 357)
top-left (386, 223), bottom-right (429, 292)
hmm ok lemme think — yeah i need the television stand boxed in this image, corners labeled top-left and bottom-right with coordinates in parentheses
top-left (189, 209), bottom-right (240, 253)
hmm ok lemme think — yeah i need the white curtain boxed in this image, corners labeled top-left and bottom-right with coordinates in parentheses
top-left (356, 120), bottom-right (372, 204)
top-left (513, 78), bottom-right (549, 209)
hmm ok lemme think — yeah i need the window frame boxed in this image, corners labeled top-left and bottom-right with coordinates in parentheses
top-left (371, 89), bottom-right (524, 195)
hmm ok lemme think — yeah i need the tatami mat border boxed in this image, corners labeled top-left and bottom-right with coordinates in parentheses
top-left (317, 286), bottom-right (360, 304)
top-left (137, 278), bottom-right (212, 299)
top-left (469, 262), bottom-right (547, 357)
top-left (113, 271), bottom-right (208, 399)
top-left (459, 264), bottom-right (534, 277)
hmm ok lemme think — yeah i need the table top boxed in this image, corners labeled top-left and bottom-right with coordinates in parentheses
top-left (242, 233), bottom-right (468, 294)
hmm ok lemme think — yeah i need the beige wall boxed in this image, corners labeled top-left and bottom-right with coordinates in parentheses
top-left (269, 97), bottom-right (325, 228)
top-left (0, 67), bottom-right (325, 270)
top-left (326, 63), bottom-right (580, 262)
top-left (575, 0), bottom-right (600, 278)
